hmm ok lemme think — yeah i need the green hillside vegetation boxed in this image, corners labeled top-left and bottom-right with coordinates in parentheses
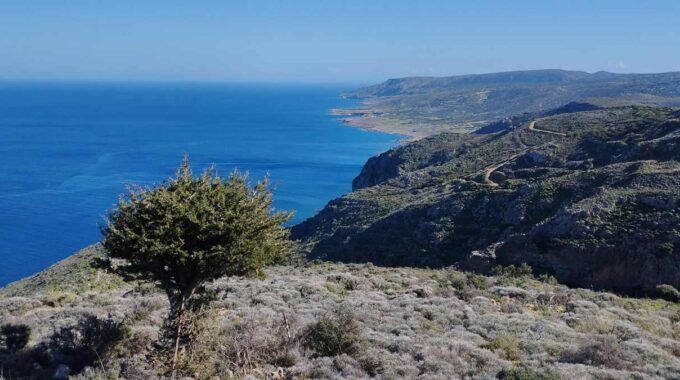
top-left (293, 105), bottom-right (680, 295)
top-left (341, 70), bottom-right (680, 135)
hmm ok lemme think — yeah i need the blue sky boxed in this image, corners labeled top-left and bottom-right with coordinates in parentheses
top-left (1, 1), bottom-right (678, 83)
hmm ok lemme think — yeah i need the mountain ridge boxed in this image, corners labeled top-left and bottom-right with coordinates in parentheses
top-left (337, 69), bottom-right (680, 136)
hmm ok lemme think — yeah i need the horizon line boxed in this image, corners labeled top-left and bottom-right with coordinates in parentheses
top-left (2, 68), bottom-right (680, 87)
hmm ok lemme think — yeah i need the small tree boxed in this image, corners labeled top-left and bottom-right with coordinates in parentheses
top-left (101, 156), bottom-right (294, 371)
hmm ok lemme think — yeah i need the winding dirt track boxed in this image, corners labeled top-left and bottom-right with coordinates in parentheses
top-left (527, 120), bottom-right (567, 136)
top-left (482, 119), bottom-right (566, 186)
top-left (482, 154), bottom-right (520, 187)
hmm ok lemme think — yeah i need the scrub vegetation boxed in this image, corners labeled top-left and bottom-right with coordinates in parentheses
top-left (1, 246), bottom-right (679, 379)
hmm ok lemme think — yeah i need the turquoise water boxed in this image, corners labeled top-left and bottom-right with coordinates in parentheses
top-left (0, 83), bottom-right (397, 285)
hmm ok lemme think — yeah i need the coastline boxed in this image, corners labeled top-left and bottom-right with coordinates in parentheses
top-left (330, 101), bottom-right (432, 142)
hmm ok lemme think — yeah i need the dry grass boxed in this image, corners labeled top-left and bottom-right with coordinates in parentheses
top-left (1, 258), bottom-right (680, 379)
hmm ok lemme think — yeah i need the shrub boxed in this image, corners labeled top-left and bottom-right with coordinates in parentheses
top-left (101, 156), bottom-right (294, 371)
top-left (1, 324), bottom-right (31, 352)
top-left (182, 310), bottom-right (298, 378)
top-left (359, 355), bottom-right (383, 377)
top-left (435, 270), bottom-right (467, 290)
top-left (656, 284), bottom-right (680, 302)
top-left (43, 290), bottom-right (78, 307)
top-left (303, 308), bottom-right (364, 357)
top-left (49, 315), bottom-right (127, 373)
top-left (498, 366), bottom-right (555, 380)
top-left (501, 300), bottom-right (524, 314)
top-left (537, 274), bottom-right (558, 285)
top-left (483, 335), bottom-right (522, 361)
top-left (492, 264), bottom-right (533, 278)
top-left (568, 315), bottom-right (615, 334)
top-left (566, 335), bottom-right (626, 369)
top-left (467, 273), bottom-right (489, 290)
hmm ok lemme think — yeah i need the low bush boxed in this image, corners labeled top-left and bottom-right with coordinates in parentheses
top-left (182, 310), bottom-right (298, 378)
top-left (567, 315), bottom-right (615, 334)
top-left (500, 300), bottom-right (524, 314)
top-left (302, 308), bottom-right (364, 358)
top-left (435, 270), bottom-right (467, 290)
top-left (565, 335), bottom-right (626, 369)
top-left (492, 264), bottom-right (533, 278)
top-left (498, 366), bottom-right (555, 380)
top-left (43, 290), bottom-right (78, 307)
top-left (1, 324), bottom-right (31, 352)
top-left (49, 315), bottom-right (127, 373)
top-left (483, 335), bottom-right (521, 361)
top-left (467, 274), bottom-right (489, 290)
top-left (359, 354), bottom-right (383, 377)
top-left (656, 284), bottom-right (680, 302)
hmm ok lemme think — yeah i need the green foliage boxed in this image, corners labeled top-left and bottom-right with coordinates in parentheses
top-left (467, 273), bottom-right (489, 290)
top-left (483, 335), bottom-right (521, 361)
top-left (101, 156), bottom-right (294, 370)
top-left (303, 308), bottom-right (364, 357)
top-left (492, 263), bottom-right (534, 278)
top-left (435, 270), bottom-right (468, 290)
top-left (499, 366), bottom-right (555, 380)
top-left (656, 284), bottom-right (680, 302)
top-left (1, 324), bottom-right (31, 352)
top-left (537, 273), bottom-right (558, 285)
top-left (102, 156), bottom-right (294, 294)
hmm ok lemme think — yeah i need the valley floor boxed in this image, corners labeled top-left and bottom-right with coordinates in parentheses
top-left (1, 246), bottom-right (679, 379)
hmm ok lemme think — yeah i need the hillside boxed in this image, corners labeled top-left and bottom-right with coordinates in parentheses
top-left (337, 70), bottom-right (680, 136)
top-left (292, 105), bottom-right (680, 295)
top-left (2, 245), bottom-right (680, 379)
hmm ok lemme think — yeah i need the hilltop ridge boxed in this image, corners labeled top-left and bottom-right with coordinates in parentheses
top-left (337, 70), bottom-right (680, 136)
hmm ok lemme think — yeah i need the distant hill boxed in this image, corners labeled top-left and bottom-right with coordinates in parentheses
top-left (293, 104), bottom-right (680, 294)
top-left (340, 70), bottom-right (680, 135)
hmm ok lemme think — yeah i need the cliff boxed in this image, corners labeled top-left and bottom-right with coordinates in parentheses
top-left (293, 105), bottom-right (680, 294)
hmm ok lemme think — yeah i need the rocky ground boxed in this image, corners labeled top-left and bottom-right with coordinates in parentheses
top-left (1, 245), bottom-right (680, 379)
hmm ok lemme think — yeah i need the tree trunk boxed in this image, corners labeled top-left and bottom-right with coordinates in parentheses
top-left (170, 286), bottom-right (196, 378)
top-left (171, 295), bottom-right (185, 378)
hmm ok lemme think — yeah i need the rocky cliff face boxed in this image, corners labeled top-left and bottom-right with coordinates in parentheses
top-left (292, 105), bottom-right (680, 294)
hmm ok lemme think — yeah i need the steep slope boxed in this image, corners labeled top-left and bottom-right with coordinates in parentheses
top-left (292, 105), bottom-right (680, 294)
top-left (339, 70), bottom-right (680, 135)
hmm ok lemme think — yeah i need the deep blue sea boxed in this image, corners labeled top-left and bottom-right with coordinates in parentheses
top-left (0, 83), bottom-right (397, 285)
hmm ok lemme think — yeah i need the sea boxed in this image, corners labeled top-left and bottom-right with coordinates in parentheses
top-left (0, 82), bottom-right (397, 285)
